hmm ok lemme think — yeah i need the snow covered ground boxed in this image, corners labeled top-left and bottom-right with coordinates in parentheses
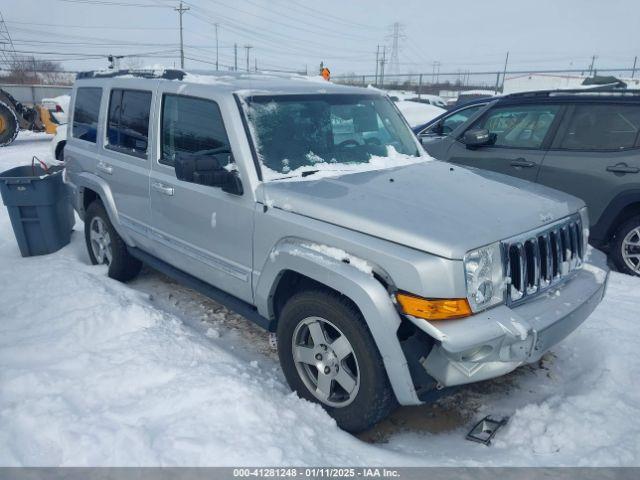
top-left (1, 132), bottom-right (639, 466)
top-left (395, 100), bottom-right (445, 128)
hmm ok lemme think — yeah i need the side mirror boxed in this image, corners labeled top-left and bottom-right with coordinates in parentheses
top-left (463, 128), bottom-right (495, 149)
top-left (174, 152), bottom-right (243, 195)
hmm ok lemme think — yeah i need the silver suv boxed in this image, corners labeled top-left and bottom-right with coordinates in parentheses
top-left (64, 69), bottom-right (609, 433)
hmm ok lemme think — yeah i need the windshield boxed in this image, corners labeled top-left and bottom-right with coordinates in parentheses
top-left (243, 94), bottom-right (421, 180)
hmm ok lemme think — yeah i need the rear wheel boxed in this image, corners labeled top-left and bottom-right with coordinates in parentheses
top-left (611, 215), bottom-right (640, 276)
top-left (84, 201), bottom-right (142, 282)
top-left (0, 100), bottom-right (19, 147)
top-left (277, 289), bottom-right (397, 433)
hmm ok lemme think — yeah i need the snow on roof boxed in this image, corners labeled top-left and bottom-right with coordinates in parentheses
top-left (77, 68), bottom-right (376, 96)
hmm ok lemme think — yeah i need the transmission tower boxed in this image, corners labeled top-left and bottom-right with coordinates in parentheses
top-left (387, 22), bottom-right (404, 76)
top-left (0, 10), bottom-right (17, 69)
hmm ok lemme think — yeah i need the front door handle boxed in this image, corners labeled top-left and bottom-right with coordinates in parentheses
top-left (607, 163), bottom-right (639, 174)
top-left (152, 181), bottom-right (175, 196)
top-left (510, 158), bottom-right (535, 168)
top-left (96, 162), bottom-right (113, 175)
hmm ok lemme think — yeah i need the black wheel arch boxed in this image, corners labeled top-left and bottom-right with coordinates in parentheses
top-left (591, 190), bottom-right (640, 247)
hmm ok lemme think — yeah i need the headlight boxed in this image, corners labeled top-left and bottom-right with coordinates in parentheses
top-left (579, 206), bottom-right (590, 255)
top-left (464, 242), bottom-right (505, 312)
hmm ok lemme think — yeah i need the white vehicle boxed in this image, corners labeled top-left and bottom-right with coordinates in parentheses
top-left (408, 94), bottom-right (448, 109)
top-left (50, 123), bottom-right (67, 161)
top-left (41, 94), bottom-right (70, 126)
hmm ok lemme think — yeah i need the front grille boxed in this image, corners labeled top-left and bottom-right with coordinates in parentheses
top-left (504, 215), bottom-right (584, 305)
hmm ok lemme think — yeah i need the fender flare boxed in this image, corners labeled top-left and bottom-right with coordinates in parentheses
top-left (75, 171), bottom-right (135, 245)
top-left (591, 189), bottom-right (640, 245)
top-left (255, 238), bottom-right (421, 405)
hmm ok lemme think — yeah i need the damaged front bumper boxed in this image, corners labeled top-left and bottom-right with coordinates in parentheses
top-left (412, 248), bottom-right (609, 388)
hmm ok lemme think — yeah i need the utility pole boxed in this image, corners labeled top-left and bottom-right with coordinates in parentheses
top-left (432, 61), bottom-right (440, 84)
top-left (632, 56), bottom-right (637, 79)
top-left (500, 51), bottom-right (509, 92)
top-left (214, 23), bottom-right (219, 71)
top-left (388, 22), bottom-right (402, 75)
top-left (379, 47), bottom-right (386, 88)
top-left (254, 57), bottom-right (257, 72)
top-left (175, 1), bottom-right (190, 69)
top-left (234, 43), bottom-right (238, 71)
top-left (244, 45), bottom-right (252, 72)
top-left (375, 44), bottom-right (380, 86)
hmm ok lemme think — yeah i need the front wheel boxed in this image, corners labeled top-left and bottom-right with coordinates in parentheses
top-left (611, 215), bottom-right (640, 276)
top-left (0, 100), bottom-right (19, 147)
top-left (277, 289), bottom-right (397, 433)
top-left (84, 200), bottom-right (142, 282)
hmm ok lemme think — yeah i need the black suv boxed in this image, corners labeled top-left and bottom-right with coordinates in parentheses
top-left (416, 89), bottom-right (640, 276)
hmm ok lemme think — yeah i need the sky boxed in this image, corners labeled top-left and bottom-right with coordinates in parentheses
top-left (1, 0), bottom-right (639, 80)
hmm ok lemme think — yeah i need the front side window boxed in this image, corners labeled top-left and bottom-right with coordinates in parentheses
top-left (244, 94), bottom-right (421, 180)
top-left (440, 104), bottom-right (484, 135)
top-left (558, 104), bottom-right (640, 151)
top-left (107, 89), bottom-right (152, 158)
top-left (72, 87), bottom-right (102, 143)
top-left (160, 94), bottom-right (231, 168)
top-left (472, 104), bottom-right (560, 149)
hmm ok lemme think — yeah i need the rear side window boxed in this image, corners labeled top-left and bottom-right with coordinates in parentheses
top-left (160, 94), bottom-right (231, 167)
top-left (472, 104), bottom-right (560, 149)
top-left (107, 89), bottom-right (152, 158)
top-left (72, 87), bottom-right (102, 143)
top-left (558, 104), bottom-right (640, 151)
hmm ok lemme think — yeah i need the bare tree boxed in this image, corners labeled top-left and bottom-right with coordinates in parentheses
top-left (4, 56), bottom-right (66, 85)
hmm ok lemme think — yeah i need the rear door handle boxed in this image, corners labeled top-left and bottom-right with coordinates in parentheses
top-left (510, 158), bottom-right (535, 168)
top-left (152, 181), bottom-right (175, 196)
top-left (607, 163), bottom-right (639, 174)
top-left (96, 162), bottom-right (113, 175)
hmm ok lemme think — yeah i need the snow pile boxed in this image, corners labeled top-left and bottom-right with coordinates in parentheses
top-left (394, 101), bottom-right (446, 127)
top-left (1, 133), bottom-right (640, 466)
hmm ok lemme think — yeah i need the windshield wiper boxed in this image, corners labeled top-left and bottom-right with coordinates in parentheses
top-left (301, 170), bottom-right (319, 177)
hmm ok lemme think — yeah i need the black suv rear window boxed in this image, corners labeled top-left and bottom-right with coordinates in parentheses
top-left (559, 104), bottom-right (640, 151)
top-left (72, 87), bottom-right (102, 143)
top-left (107, 89), bottom-right (152, 158)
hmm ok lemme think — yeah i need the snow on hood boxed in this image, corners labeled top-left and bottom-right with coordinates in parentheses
top-left (262, 161), bottom-right (585, 259)
top-left (261, 147), bottom-right (430, 182)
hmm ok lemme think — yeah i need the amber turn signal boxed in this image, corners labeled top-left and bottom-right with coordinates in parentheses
top-left (396, 292), bottom-right (472, 320)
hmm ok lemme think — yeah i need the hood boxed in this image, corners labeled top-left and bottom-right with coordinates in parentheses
top-left (261, 161), bottom-right (584, 259)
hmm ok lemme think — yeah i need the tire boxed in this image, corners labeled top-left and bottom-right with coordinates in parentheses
top-left (277, 289), bottom-right (397, 433)
top-left (84, 200), bottom-right (142, 282)
top-left (0, 100), bottom-right (19, 147)
top-left (611, 214), bottom-right (640, 276)
top-left (55, 141), bottom-right (65, 161)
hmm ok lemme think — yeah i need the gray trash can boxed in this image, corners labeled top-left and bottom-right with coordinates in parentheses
top-left (0, 164), bottom-right (75, 257)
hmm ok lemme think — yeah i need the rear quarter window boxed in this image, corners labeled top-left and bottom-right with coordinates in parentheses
top-left (558, 103), bottom-right (640, 151)
top-left (72, 87), bottom-right (102, 143)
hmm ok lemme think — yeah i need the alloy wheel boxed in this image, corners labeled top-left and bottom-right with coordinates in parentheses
top-left (89, 216), bottom-right (113, 265)
top-left (622, 226), bottom-right (640, 274)
top-left (291, 316), bottom-right (360, 407)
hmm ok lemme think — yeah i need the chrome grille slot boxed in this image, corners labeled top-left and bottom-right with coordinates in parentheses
top-left (504, 215), bottom-right (584, 306)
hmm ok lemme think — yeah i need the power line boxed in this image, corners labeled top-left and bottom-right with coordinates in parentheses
top-left (6, 19), bottom-right (176, 30)
top-left (55, 0), bottom-right (171, 7)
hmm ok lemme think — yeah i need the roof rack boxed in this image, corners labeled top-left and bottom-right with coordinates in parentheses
top-left (77, 68), bottom-right (185, 80)
top-left (505, 87), bottom-right (640, 98)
